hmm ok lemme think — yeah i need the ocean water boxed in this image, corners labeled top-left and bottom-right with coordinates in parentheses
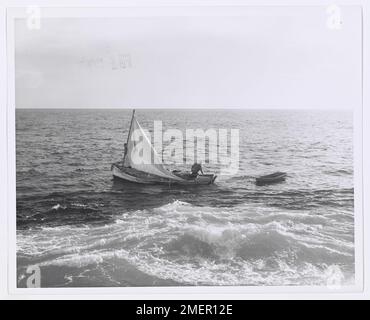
top-left (16, 109), bottom-right (354, 287)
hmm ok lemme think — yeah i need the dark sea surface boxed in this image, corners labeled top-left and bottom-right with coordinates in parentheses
top-left (16, 109), bottom-right (354, 287)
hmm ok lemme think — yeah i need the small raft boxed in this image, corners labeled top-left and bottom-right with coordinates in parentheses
top-left (255, 172), bottom-right (287, 186)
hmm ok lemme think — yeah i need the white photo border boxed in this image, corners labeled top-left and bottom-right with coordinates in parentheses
top-left (2, 1), bottom-right (367, 299)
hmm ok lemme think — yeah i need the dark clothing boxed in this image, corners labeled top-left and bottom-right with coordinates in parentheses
top-left (191, 163), bottom-right (203, 177)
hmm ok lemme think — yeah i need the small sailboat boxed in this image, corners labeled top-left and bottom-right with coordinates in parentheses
top-left (111, 110), bottom-right (217, 185)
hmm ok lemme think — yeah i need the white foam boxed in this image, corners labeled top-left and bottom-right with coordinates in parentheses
top-left (17, 199), bottom-right (355, 286)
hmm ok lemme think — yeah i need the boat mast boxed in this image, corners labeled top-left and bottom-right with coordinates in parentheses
top-left (123, 109), bottom-right (135, 163)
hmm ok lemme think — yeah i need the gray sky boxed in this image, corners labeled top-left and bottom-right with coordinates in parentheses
top-left (15, 6), bottom-right (362, 109)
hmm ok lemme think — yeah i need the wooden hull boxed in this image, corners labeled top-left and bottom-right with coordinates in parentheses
top-left (255, 172), bottom-right (287, 186)
top-left (111, 164), bottom-right (217, 185)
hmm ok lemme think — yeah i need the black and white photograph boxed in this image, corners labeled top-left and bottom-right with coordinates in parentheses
top-left (16, 107), bottom-right (355, 287)
top-left (2, 3), bottom-right (366, 296)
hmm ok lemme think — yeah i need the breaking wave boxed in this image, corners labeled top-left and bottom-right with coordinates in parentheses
top-left (17, 200), bottom-right (354, 287)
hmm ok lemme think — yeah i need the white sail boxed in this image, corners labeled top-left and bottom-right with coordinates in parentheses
top-left (123, 114), bottom-right (183, 181)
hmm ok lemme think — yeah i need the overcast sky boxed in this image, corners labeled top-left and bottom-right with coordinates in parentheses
top-left (15, 6), bottom-right (362, 109)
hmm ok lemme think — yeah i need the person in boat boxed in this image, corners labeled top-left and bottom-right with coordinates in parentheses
top-left (190, 162), bottom-right (203, 178)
